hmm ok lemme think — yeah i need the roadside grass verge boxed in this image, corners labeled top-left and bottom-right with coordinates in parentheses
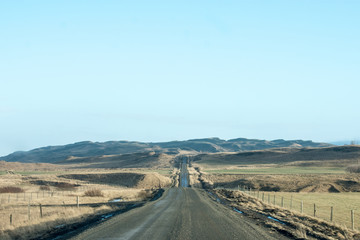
top-left (0, 187), bottom-right (150, 240)
top-left (215, 189), bottom-right (360, 240)
top-left (0, 204), bottom-right (116, 240)
top-left (241, 189), bottom-right (360, 231)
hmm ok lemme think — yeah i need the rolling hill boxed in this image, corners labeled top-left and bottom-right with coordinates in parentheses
top-left (192, 145), bottom-right (360, 166)
top-left (0, 138), bottom-right (332, 164)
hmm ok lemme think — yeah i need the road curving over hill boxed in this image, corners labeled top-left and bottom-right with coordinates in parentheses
top-left (69, 157), bottom-right (289, 240)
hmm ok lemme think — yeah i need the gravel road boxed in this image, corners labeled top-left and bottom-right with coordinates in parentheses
top-left (69, 159), bottom-right (289, 240)
top-left (70, 188), bottom-right (289, 240)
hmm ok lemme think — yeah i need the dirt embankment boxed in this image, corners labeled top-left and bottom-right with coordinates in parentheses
top-left (204, 174), bottom-right (360, 193)
top-left (60, 172), bottom-right (172, 189)
top-left (215, 189), bottom-right (360, 240)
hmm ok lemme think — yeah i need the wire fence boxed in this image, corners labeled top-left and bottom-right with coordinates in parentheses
top-left (237, 185), bottom-right (360, 231)
top-left (0, 185), bottom-right (92, 203)
top-left (0, 184), bottom-right (113, 228)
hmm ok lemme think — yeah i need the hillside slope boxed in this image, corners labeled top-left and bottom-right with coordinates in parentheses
top-left (0, 138), bottom-right (332, 163)
top-left (58, 152), bottom-right (174, 169)
top-left (193, 145), bottom-right (360, 165)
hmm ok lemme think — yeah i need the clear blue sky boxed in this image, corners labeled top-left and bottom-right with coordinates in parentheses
top-left (1, 1), bottom-right (359, 156)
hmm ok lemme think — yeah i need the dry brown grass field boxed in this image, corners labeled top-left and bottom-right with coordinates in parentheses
top-left (215, 189), bottom-right (360, 240)
top-left (1, 146), bottom-right (359, 239)
top-left (193, 148), bottom-right (360, 234)
top-left (235, 188), bottom-right (360, 231)
top-left (0, 168), bottom-right (173, 239)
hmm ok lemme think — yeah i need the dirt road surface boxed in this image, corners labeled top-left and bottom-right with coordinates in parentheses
top-left (69, 157), bottom-right (289, 240)
top-left (70, 187), bottom-right (289, 240)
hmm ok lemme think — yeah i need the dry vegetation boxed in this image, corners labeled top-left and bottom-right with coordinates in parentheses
top-left (203, 173), bottom-right (360, 192)
top-left (84, 188), bottom-right (104, 197)
top-left (259, 191), bottom-right (360, 230)
top-left (193, 147), bottom-right (360, 238)
top-left (60, 171), bottom-right (172, 189)
top-left (192, 146), bottom-right (360, 166)
top-left (0, 169), bottom-right (173, 239)
top-left (0, 186), bottom-right (24, 193)
top-left (347, 165), bottom-right (360, 173)
top-left (188, 166), bottom-right (201, 187)
top-left (59, 152), bottom-right (174, 169)
top-left (215, 189), bottom-right (360, 240)
top-left (0, 161), bottom-right (65, 172)
top-left (199, 164), bottom-right (360, 233)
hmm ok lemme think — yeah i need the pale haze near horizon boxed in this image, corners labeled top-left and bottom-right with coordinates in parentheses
top-left (1, 1), bottom-right (359, 156)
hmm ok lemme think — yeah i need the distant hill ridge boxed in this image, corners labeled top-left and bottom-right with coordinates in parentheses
top-left (0, 138), bottom-right (332, 163)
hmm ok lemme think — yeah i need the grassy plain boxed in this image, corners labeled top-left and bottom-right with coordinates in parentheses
top-left (204, 166), bottom-right (346, 174)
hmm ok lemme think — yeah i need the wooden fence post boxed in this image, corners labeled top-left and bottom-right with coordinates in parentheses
top-left (268, 194), bottom-right (270, 204)
top-left (330, 206), bottom-right (333, 222)
top-left (273, 195), bottom-right (276, 205)
top-left (39, 204), bottom-right (43, 218)
top-left (28, 200), bottom-right (31, 220)
top-left (77, 196), bottom-right (79, 208)
top-left (351, 210), bottom-right (355, 230)
top-left (257, 191), bottom-right (260, 199)
top-left (262, 192), bottom-right (265, 201)
top-left (10, 214), bottom-right (12, 225)
top-left (290, 195), bottom-right (293, 209)
top-left (314, 203), bottom-right (316, 217)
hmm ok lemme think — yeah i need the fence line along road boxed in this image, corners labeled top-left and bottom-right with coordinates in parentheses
top-left (237, 185), bottom-right (358, 231)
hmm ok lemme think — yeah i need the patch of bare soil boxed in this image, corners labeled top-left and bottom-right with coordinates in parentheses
top-left (214, 189), bottom-right (360, 240)
top-left (204, 174), bottom-right (360, 192)
top-left (60, 172), bottom-right (172, 189)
